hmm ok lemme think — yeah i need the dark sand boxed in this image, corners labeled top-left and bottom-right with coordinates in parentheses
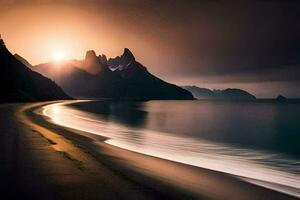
top-left (0, 101), bottom-right (297, 200)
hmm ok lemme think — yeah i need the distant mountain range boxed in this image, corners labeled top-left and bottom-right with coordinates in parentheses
top-left (183, 86), bottom-right (256, 101)
top-left (9, 38), bottom-right (265, 102)
top-left (0, 38), bottom-right (70, 102)
top-left (31, 48), bottom-right (194, 100)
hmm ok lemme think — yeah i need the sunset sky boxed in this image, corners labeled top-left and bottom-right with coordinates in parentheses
top-left (0, 0), bottom-right (299, 98)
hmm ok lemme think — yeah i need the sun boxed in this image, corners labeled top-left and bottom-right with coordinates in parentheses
top-left (52, 50), bottom-right (66, 61)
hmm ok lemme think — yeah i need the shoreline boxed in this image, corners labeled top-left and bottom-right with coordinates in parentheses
top-left (17, 101), bottom-right (298, 200)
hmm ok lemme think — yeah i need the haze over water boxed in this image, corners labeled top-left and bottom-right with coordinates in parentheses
top-left (42, 100), bottom-right (300, 197)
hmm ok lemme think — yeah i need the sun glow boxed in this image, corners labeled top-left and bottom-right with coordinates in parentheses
top-left (52, 50), bottom-right (66, 61)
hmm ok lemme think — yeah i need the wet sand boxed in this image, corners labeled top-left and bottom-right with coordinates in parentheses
top-left (0, 101), bottom-right (297, 200)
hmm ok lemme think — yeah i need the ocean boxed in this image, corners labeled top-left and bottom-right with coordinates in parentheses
top-left (42, 100), bottom-right (300, 197)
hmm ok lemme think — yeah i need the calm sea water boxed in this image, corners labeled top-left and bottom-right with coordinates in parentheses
top-left (42, 100), bottom-right (300, 197)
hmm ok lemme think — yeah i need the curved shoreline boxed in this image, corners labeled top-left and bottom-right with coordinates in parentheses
top-left (19, 101), bottom-right (299, 200)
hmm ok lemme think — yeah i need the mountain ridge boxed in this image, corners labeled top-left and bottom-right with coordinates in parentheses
top-left (33, 48), bottom-right (194, 100)
top-left (0, 37), bottom-right (70, 102)
top-left (183, 86), bottom-right (256, 101)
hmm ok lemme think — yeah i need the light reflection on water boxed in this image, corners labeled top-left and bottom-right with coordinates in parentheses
top-left (42, 100), bottom-right (300, 197)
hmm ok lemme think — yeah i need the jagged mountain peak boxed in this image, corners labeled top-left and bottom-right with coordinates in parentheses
top-left (84, 50), bottom-right (104, 75)
top-left (0, 37), bottom-right (8, 54)
top-left (122, 48), bottom-right (135, 61)
top-left (107, 48), bottom-right (137, 72)
top-left (0, 38), bottom-right (4, 47)
top-left (120, 48), bottom-right (135, 66)
top-left (34, 45), bottom-right (193, 100)
top-left (85, 50), bottom-right (98, 61)
top-left (99, 54), bottom-right (108, 66)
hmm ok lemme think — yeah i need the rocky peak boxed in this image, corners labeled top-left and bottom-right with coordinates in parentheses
top-left (107, 48), bottom-right (136, 72)
top-left (85, 50), bottom-right (98, 63)
top-left (83, 50), bottom-right (101, 74)
top-left (0, 38), bottom-right (4, 48)
top-left (121, 48), bottom-right (135, 64)
top-left (99, 54), bottom-right (108, 66)
top-left (0, 37), bottom-right (13, 66)
top-left (0, 36), bottom-right (8, 54)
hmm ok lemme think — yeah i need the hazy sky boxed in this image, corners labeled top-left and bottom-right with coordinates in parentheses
top-left (0, 0), bottom-right (299, 98)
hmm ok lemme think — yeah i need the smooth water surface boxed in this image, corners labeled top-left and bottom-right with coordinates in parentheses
top-left (42, 100), bottom-right (300, 197)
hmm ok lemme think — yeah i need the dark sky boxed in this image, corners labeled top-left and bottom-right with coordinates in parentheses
top-left (1, 0), bottom-right (300, 97)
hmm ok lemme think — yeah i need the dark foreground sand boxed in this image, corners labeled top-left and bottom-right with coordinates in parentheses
top-left (0, 101), bottom-right (297, 200)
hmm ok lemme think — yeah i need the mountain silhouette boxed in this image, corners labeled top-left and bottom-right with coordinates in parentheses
top-left (183, 86), bottom-right (256, 101)
top-left (34, 48), bottom-right (194, 100)
top-left (182, 86), bottom-right (215, 99)
top-left (276, 95), bottom-right (288, 103)
top-left (14, 53), bottom-right (32, 68)
top-left (0, 37), bottom-right (70, 102)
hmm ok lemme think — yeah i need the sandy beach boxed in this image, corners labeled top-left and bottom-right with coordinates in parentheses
top-left (0, 101), bottom-right (297, 200)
